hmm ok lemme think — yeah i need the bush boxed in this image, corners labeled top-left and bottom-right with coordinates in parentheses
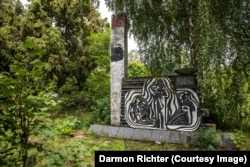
top-left (231, 130), bottom-right (247, 151)
top-left (128, 61), bottom-right (151, 77)
top-left (192, 127), bottom-right (221, 150)
top-left (57, 77), bottom-right (85, 115)
top-left (40, 140), bottom-right (93, 167)
top-left (89, 97), bottom-right (110, 125)
top-left (0, 41), bottom-right (60, 166)
top-left (83, 66), bottom-right (110, 125)
top-left (53, 116), bottom-right (83, 136)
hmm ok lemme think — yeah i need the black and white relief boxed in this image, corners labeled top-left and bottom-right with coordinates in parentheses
top-left (125, 77), bottom-right (200, 131)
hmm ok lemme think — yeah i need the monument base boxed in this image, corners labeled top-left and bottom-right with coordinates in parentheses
top-left (88, 124), bottom-right (235, 148)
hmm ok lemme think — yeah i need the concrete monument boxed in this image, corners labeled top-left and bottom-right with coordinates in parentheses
top-left (110, 14), bottom-right (128, 126)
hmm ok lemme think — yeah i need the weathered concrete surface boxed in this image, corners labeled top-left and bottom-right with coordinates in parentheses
top-left (110, 14), bottom-right (128, 126)
top-left (88, 124), bottom-right (235, 148)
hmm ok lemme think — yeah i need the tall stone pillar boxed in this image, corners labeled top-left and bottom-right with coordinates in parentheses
top-left (110, 14), bottom-right (128, 126)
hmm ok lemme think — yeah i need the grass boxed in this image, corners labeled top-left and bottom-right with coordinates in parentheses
top-left (40, 111), bottom-right (249, 166)
top-left (67, 111), bottom-right (244, 151)
top-left (65, 126), bottom-right (243, 166)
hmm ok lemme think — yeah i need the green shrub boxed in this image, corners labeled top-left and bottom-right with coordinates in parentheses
top-left (83, 65), bottom-right (110, 125)
top-left (201, 69), bottom-right (250, 131)
top-left (128, 61), bottom-right (151, 77)
top-left (89, 97), bottom-right (110, 125)
top-left (37, 139), bottom-right (93, 167)
top-left (231, 130), bottom-right (247, 151)
top-left (57, 78), bottom-right (85, 116)
top-left (192, 127), bottom-right (221, 150)
top-left (0, 41), bottom-right (59, 166)
top-left (53, 116), bottom-right (83, 136)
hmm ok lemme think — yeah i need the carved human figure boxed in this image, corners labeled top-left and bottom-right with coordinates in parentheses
top-left (129, 96), bottom-right (152, 123)
top-left (148, 79), bottom-right (179, 128)
top-left (125, 77), bottom-right (200, 131)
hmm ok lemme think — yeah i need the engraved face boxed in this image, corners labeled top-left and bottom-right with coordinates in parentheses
top-left (150, 79), bottom-right (168, 97)
top-left (111, 43), bottom-right (123, 62)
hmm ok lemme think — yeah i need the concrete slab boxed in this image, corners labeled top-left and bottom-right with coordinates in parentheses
top-left (88, 124), bottom-right (104, 135)
top-left (117, 127), bottom-right (134, 139)
top-left (102, 126), bottom-right (119, 137)
top-left (151, 130), bottom-right (171, 142)
top-left (87, 125), bottom-right (234, 148)
top-left (169, 131), bottom-right (180, 144)
top-left (133, 129), bottom-right (152, 141)
top-left (179, 131), bottom-right (192, 143)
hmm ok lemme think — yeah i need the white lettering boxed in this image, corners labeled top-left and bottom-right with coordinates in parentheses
top-left (217, 155), bottom-right (244, 164)
top-left (174, 155), bottom-right (214, 164)
top-left (137, 155), bottom-right (143, 162)
top-left (99, 155), bottom-right (106, 162)
top-left (136, 155), bottom-right (169, 162)
top-left (99, 155), bottom-right (134, 162)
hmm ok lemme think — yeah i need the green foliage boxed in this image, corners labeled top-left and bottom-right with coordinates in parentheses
top-left (40, 139), bottom-right (92, 167)
top-left (0, 41), bottom-right (59, 166)
top-left (56, 29), bottom-right (111, 125)
top-left (182, 143), bottom-right (190, 150)
top-left (88, 97), bottom-right (111, 125)
top-left (53, 116), bottom-right (82, 136)
top-left (84, 69), bottom-right (110, 125)
top-left (110, 140), bottom-right (126, 150)
top-left (58, 77), bottom-right (85, 113)
top-left (0, 0), bottom-right (24, 72)
top-left (1, 0), bottom-right (109, 91)
top-left (128, 61), bottom-right (151, 77)
top-left (81, 29), bottom-right (111, 125)
top-left (231, 130), bottom-right (247, 151)
top-left (202, 68), bottom-right (250, 130)
top-left (106, 0), bottom-right (250, 131)
top-left (84, 68), bottom-right (110, 106)
top-left (161, 141), bottom-right (174, 150)
top-left (192, 127), bottom-right (221, 151)
top-left (241, 115), bottom-right (250, 133)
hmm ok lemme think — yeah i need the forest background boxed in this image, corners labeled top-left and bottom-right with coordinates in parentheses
top-left (0, 0), bottom-right (249, 166)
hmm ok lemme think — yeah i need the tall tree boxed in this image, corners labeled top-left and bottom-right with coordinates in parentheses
top-left (105, 0), bottom-right (250, 129)
top-left (1, 0), bottom-right (109, 90)
top-left (0, 0), bottom-right (25, 72)
top-left (20, 0), bottom-right (108, 90)
top-left (105, 0), bottom-right (249, 74)
top-left (106, 0), bottom-right (199, 74)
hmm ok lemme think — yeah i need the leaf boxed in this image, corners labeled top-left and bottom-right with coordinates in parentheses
top-left (58, 149), bottom-right (67, 157)
top-left (30, 70), bottom-right (43, 77)
top-left (10, 65), bottom-right (26, 76)
top-left (31, 59), bottom-right (45, 68)
top-left (14, 54), bottom-right (25, 61)
top-left (0, 76), bottom-right (17, 85)
top-left (33, 48), bottom-right (45, 56)
top-left (78, 144), bottom-right (87, 152)
top-left (24, 40), bottom-right (35, 49)
top-left (101, 141), bottom-right (111, 147)
top-left (40, 107), bottom-right (49, 112)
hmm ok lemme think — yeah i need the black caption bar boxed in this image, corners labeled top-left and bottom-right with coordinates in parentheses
top-left (95, 151), bottom-right (249, 167)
